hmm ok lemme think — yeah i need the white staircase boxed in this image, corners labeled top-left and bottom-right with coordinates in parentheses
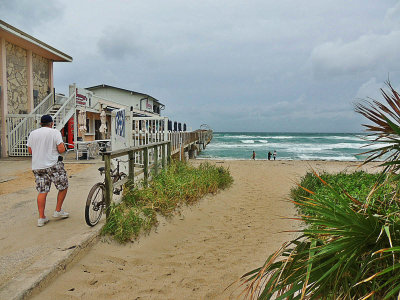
top-left (6, 92), bottom-right (76, 156)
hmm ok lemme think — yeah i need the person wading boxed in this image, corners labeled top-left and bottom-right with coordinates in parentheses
top-left (27, 114), bottom-right (70, 227)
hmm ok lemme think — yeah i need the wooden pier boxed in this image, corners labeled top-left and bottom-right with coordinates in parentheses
top-left (169, 129), bottom-right (213, 160)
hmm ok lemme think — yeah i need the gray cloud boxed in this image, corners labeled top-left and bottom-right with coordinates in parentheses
top-left (0, 0), bottom-right (63, 30)
top-left (310, 31), bottom-right (400, 78)
top-left (97, 27), bottom-right (145, 60)
top-left (2, 0), bottom-right (400, 132)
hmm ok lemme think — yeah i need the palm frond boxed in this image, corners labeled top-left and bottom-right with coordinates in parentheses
top-left (355, 80), bottom-right (400, 173)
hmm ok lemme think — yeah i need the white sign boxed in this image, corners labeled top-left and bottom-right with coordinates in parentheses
top-left (111, 108), bottom-right (131, 151)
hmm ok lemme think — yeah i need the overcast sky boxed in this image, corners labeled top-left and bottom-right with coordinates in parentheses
top-left (2, 0), bottom-right (400, 132)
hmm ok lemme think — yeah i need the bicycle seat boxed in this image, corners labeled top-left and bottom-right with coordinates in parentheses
top-left (98, 167), bottom-right (105, 172)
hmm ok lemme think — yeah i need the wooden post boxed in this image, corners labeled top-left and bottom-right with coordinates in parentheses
top-left (162, 143), bottom-right (166, 169)
top-left (167, 142), bottom-right (171, 165)
top-left (143, 147), bottom-right (148, 187)
top-left (128, 150), bottom-right (134, 182)
top-left (104, 154), bottom-right (113, 219)
top-left (154, 145), bottom-right (158, 176)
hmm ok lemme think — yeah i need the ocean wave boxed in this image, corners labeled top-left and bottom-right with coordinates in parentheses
top-left (217, 134), bottom-right (294, 140)
top-left (209, 142), bottom-right (370, 150)
top-left (297, 154), bottom-right (358, 161)
top-left (203, 133), bottom-right (389, 161)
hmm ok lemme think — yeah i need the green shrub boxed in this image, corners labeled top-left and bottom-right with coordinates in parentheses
top-left (291, 171), bottom-right (400, 222)
top-left (102, 161), bottom-right (233, 242)
top-left (241, 171), bottom-right (400, 299)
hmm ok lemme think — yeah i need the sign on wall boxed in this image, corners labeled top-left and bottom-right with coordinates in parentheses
top-left (111, 108), bottom-right (131, 151)
top-left (115, 109), bottom-right (125, 137)
top-left (75, 87), bottom-right (92, 107)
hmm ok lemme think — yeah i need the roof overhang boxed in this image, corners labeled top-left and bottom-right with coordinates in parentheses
top-left (0, 20), bottom-right (72, 62)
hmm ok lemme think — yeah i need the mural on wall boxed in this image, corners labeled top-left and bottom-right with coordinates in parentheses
top-left (32, 53), bottom-right (49, 107)
top-left (6, 42), bottom-right (28, 114)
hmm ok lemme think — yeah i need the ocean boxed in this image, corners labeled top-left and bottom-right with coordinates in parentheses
top-left (197, 132), bottom-right (376, 161)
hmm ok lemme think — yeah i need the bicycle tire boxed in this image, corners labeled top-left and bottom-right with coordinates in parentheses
top-left (85, 182), bottom-right (105, 226)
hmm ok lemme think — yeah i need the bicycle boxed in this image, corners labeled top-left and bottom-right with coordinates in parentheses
top-left (85, 159), bottom-right (127, 226)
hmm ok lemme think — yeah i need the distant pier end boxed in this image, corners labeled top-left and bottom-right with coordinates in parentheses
top-left (170, 129), bottom-right (213, 161)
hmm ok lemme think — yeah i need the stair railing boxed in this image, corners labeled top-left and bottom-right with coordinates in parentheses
top-left (7, 93), bottom-right (55, 156)
top-left (53, 92), bottom-right (76, 131)
top-left (7, 92), bottom-right (54, 139)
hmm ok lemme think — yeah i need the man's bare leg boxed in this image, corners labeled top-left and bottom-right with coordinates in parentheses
top-left (55, 188), bottom-right (68, 212)
top-left (37, 193), bottom-right (48, 218)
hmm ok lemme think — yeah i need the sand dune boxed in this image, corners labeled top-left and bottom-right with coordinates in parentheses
top-left (32, 160), bottom-right (379, 299)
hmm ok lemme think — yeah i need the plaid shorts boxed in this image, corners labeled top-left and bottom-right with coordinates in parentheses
top-left (32, 162), bottom-right (69, 193)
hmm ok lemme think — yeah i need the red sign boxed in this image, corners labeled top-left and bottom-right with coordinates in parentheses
top-left (76, 88), bottom-right (88, 106)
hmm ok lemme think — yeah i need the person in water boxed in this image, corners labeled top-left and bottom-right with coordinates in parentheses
top-left (252, 151), bottom-right (256, 160)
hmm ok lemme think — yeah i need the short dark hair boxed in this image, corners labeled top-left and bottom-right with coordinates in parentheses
top-left (40, 115), bottom-right (53, 124)
top-left (40, 114), bottom-right (53, 126)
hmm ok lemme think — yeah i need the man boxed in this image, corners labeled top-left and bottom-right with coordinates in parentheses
top-left (27, 114), bottom-right (69, 227)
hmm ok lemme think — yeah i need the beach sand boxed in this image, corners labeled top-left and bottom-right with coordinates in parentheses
top-left (32, 160), bottom-right (380, 299)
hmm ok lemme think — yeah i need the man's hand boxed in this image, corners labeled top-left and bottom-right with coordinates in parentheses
top-left (57, 143), bottom-right (66, 154)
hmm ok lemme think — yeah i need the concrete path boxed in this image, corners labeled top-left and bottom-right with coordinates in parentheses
top-left (0, 155), bottom-right (106, 299)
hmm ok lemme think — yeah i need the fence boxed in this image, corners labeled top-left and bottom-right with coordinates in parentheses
top-left (102, 141), bottom-right (170, 218)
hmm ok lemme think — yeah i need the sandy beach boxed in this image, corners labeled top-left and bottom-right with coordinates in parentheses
top-left (31, 159), bottom-right (380, 299)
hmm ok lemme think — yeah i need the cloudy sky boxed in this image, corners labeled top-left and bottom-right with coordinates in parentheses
top-left (2, 0), bottom-right (400, 132)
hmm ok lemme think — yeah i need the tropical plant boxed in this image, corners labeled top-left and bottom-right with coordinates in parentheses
top-left (354, 80), bottom-right (400, 174)
top-left (240, 171), bottom-right (400, 299)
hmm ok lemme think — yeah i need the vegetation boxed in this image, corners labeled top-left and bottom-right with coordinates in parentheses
top-left (240, 81), bottom-right (400, 299)
top-left (102, 161), bottom-right (233, 243)
top-left (291, 171), bottom-right (399, 221)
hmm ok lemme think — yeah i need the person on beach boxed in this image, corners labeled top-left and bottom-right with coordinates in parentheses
top-left (273, 150), bottom-right (277, 160)
top-left (268, 151), bottom-right (272, 160)
top-left (252, 151), bottom-right (256, 160)
top-left (27, 114), bottom-right (70, 227)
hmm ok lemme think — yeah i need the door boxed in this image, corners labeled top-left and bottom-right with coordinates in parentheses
top-left (95, 120), bottom-right (102, 140)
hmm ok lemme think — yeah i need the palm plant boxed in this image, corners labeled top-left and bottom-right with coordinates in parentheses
top-left (355, 80), bottom-right (400, 174)
top-left (239, 82), bottom-right (400, 299)
top-left (240, 172), bottom-right (400, 299)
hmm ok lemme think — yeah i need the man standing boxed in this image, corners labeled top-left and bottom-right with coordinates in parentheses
top-left (27, 115), bottom-right (69, 227)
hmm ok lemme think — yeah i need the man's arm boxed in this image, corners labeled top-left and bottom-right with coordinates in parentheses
top-left (57, 143), bottom-right (66, 154)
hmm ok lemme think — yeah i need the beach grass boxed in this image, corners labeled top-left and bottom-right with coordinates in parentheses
top-left (102, 160), bottom-right (233, 243)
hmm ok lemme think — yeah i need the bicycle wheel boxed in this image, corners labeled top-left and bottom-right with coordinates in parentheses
top-left (85, 182), bottom-right (105, 226)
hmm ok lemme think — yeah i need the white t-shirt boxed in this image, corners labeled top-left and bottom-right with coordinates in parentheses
top-left (27, 127), bottom-right (64, 170)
